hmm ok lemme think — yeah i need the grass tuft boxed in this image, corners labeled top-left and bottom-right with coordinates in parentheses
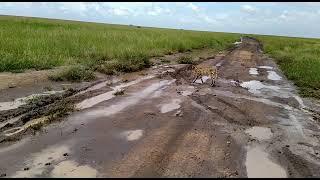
top-left (49, 65), bottom-right (96, 82)
top-left (178, 55), bottom-right (194, 64)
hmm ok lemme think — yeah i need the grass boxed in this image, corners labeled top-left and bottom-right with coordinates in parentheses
top-left (48, 65), bottom-right (96, 82)
top-left (0, 15), bottom-right (240, 74)
top-left (254, 35), bottom-right (320, 99)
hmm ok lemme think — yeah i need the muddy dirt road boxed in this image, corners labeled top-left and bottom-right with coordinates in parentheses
top-left (0, 37), bottom-right (320, 178)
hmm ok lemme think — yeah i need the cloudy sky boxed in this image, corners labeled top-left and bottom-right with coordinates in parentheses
top-left (1, 2), bottom-right (320, 38)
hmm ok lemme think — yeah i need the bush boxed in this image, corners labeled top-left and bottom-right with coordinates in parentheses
top-left (178, 56), bottom-right (194, 64)
top-left (49, 65), bottom-right (96, 82)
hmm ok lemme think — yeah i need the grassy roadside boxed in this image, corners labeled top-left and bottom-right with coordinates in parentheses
top-left (254, 35), bottom-right (320, 99)
top-left (0, 15), bottom-right (239, 76)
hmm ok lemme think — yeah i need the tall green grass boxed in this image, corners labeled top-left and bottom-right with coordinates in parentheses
top-left (0, 15), bottom-right (239, 72)
top-left (254, 35), bottom-right (320, 99)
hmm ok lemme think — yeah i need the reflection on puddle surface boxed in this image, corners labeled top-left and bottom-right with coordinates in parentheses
top-left (245, 127), bottom-right (272, 141)
top-left (51, 160), bottom-right (97, 178)
top-left (120, 130), bottom-right (144, 141)
top-left (76, 75), bottom-right (155, 110)
top-left (0, 90), bottom-right (64, 111)
top-left (12, 145), bottom-right (70, 177)
top-left (249, 68), bottom-right (258, 75)
top-left (180, 86), bottom-right (195, 96)
top-left (11, 144), bottom-right (98, 178)
top-left (246, 146), bottom-right (287, 178)
top-left (79, 79), bottom-right (176, 120)
top-left (76, 78), bottom-right (120, 95)
top-left (267, 71), bottom-right (282, 81)
top-left (195, 76), bottom-right (210, 84)
top-left (240, 80), bottom-right (280, 94)
top-left (258, 66), bottom-right (273, 69)
top-left (160, 99), bottom-right (182, 113)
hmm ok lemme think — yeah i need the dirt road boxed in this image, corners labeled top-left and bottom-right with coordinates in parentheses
top-left (0, 37), bottom-right (320, 178)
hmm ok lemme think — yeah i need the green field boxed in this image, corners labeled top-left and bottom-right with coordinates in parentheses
top-left (254, 35), bottom-right (320, 99)
top-left (0, 15), bottom-right (239, 73)
top-left (1, 15), bottom-right (319, 99)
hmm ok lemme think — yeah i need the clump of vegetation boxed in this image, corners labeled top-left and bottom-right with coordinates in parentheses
top-left (49, 65), bottom-right (96, 82)
top-left (113, 89), bottom-right (125, 96)
top-left (178, 55), bottom-right (194, 64)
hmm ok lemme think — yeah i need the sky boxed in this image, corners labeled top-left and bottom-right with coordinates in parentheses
top-left (1, 2), bottom-right (320, 38)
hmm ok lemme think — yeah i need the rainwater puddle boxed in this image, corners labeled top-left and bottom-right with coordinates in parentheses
top-left (246, 146), bottom-right (287, 178)
top-left (51, 160), bottom-right (97, 178)
top-left (180, 86), bottom-right (195, 96)
top-left (267, 71), bottom-right (282, 81)
top-left (80, 79), bottom-right (176, 119)
top-left (195, 76), bottom-right (210, 84)
top-left (245, 127), bottom-right (272, 141)
top-left (76, 75), bottom-right (155, 110)
top-left (240, 80), bottom-right (280, 94)
top-left (11, 145), bottom-right (70, 178)
top-left (76, 78), bottom-right (120, 95)
top-left (160, 99), bottom-right (182, 113)
top-left (249, 68), bottom-right (259, 75)
top-left (258, 66), bottom-right (273, 70)
top-left (120, 130), bottom-right (144, 141)
top-left (0, 90), bottom-right (64, 111)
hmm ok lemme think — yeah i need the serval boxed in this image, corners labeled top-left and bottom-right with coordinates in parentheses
top-left (192, 65), bottom-right (218, 86)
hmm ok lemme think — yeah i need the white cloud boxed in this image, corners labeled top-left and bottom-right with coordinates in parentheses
top-left (241, 5), bottom-right (257, 14)
top-left (109, 7), bottom-right (131, 16)
top-left (187, 3), bottom-right (199, 12)
top-left (58, 2), bottom-right (88, 16)
top-left (215, 13), bottom-right (229, 20)
top-left (197, 14), bottom-right (218, 24)
top-left (147, 6), bottom-right (170, 16)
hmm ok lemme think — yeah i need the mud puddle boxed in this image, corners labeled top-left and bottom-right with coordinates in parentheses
top-left (245, 146), bottom-right (287, 178)
top-left (245, 127), bottom-right (272, 141)
top-left (249, 68), bottom-right (258, 75)
top-left (75, 79), bottom-right (176, 121)
top-left (120, 130), bottom-right (144, 141)
top-left (76, 75), bottom-right (155, 110)
top-left (240, 80), bottom-right (280, 94)
top-left (267, 71), bottom-right (282, 81)
top-left (159, 99), bottom-right (182, 113)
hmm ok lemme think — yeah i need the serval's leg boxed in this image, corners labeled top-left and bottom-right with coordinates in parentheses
top-left (211, 75), bottom-right (214, 86)
top-left (193, 75), bottom-right (200, 83)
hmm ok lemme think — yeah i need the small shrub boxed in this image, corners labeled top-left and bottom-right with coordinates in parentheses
top-left (49, 65), bottom-right (95, 82)
top-left (178, 56), bottom-right (194, 64)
